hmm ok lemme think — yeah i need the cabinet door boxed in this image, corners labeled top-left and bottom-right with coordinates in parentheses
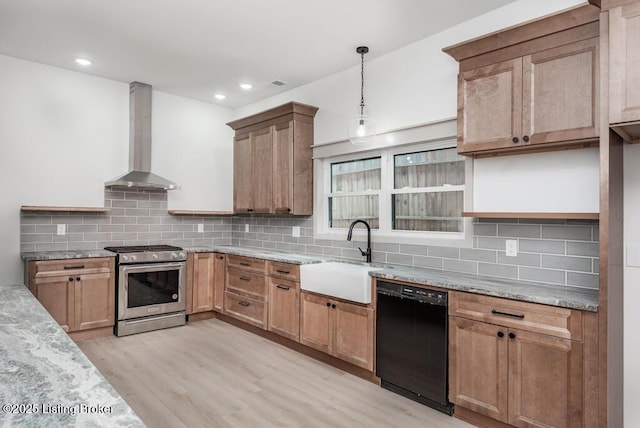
top-left (268, 277), bottom-right (300, 341)
top-left (74, 272), bottom-right (115, 331)
top-left (458, 58), bottom-right (523, 154)
top-left (333, 301), bottom-right (374, 370)
top-left (32, 275), bottom-right (74, 332)
top-left (190, 253), bottom-right (215, 314)
top-left (523, 37), bottom-right (599, 145)
top-left (234, 134), bottom-right (253, 213)
top-left (213, 253), bottom-right (226, 312)
top-left (610, 3), bottom-right (640, 125)
top-left (508, 329), bottom-right (583, 428)
top-left (251, 127), bottom-right (273, 213)
top-left (300, 292), bottom-right (332, 354)
top-left (273, 121), bottom-right (293, 214)
top-left (449, 317), bottom-right (508, 422)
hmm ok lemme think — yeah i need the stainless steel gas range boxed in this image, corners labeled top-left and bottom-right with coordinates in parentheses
top-left (104, 245), bottom-right (187, 336)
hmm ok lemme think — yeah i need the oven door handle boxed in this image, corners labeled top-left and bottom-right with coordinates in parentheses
top-left (120, 261), bottom-right (186, 273)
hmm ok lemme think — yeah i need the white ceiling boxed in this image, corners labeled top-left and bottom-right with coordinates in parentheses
top-left (0, 0), bottom-right (515, 108)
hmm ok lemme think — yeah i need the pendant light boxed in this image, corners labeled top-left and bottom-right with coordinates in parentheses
top-left (348, 46), bottom-right (376, 145)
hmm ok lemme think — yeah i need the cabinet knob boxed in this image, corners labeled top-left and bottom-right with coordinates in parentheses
top-left (509, 332), bottom-right (516, 339)
top-left (331, 304), bottom-right (336, 309)
top-left (497, 331), bottom-right (504, 338)
top-left (247, 209), bottom-right (253, 212)
top-left (69, 277), bottom-right (74, 282)
top-left (76, 277), bottom-right (81, 282)
top-left (326, 302), bottom-right (331, 307)
top-left (512, 136), bottom-right (519, 143)
top-left (522, 135), bottom-right (530, 142)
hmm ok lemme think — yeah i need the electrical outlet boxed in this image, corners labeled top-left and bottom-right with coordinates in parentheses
top-left (197, 224), bottom-right (204, 233)
top-left (505, 240), bottom-right (518, 257)
top-left (292, 226), bottom-right (300, 238)
top-left (56, 224), bottom-right (66, 236)
top-left (245, 224), bottom-right (250, 233)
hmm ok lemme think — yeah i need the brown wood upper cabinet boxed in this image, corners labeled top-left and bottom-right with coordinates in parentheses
top-left (608, 0), bottom-right (640, 142)
top-left (227, 102), bottom-right (318, 215)
top-left (27, 258), bottom-right (115, 334)
top-left (449, 291), bottom-right (595, 427)
top-left (444, 5), bottom-right (600, 156)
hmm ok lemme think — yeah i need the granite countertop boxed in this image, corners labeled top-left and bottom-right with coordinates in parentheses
top-left (370, 266), bottom-right (598, 312)
top-left (184, 245), bottom-right (328, 265)
top-left (21, 250), bottom-right (116, 262)
top-left (186, 245), bottom-right (598, 312)
top-left (0, 284), bottom-right (144, 427)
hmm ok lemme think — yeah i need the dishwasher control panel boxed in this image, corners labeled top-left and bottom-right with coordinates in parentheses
top-left (377, 281), bottom-right (447, 305)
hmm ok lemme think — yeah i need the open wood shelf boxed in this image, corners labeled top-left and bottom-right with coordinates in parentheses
top-left (168, 210), bottom-right (234, 216)
top-left (21, 205), bottom-right (110, 213)
top-left (462, 212), bottom-right (599, 220)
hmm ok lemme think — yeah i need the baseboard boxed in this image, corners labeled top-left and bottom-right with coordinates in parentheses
top-left (454, 406), bottom-right (512, 428)
top-left (187, 311), bottom-right (218, 322)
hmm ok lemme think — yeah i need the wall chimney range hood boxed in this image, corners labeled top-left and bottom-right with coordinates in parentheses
top-left (105, 82), bottom-right (180, 190)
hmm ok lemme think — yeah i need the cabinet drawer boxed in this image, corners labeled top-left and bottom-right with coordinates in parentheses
top-left (268, 261), bottom-right (300, 281)
top-left (29, 258), bottom-right (114, 278)
top-left (227, 255), bottom-right (266, 273)
top-left (224, 291), bottom-right (267, 329)
top-left (226, 268), bottom-right (267, 299)
top-left (449, 291), bottom-right (582, 341)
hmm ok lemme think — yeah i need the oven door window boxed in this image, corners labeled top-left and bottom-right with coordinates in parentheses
top-left (127, 269), bottom-right (180, 308)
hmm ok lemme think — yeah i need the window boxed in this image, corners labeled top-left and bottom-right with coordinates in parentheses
top-left (329, 157), bottom-right (381, 229)
top-left (316, 141), bottom-right (471, 246)
top-left (392, 148), bottom-right (465, 232)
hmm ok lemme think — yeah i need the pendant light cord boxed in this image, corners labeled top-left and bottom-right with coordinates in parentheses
top-left (360, 50), bottom-right (365, 117)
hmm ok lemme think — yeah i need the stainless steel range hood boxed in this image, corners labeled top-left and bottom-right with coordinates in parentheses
top-left (106, 82), bottom-right (180, 190)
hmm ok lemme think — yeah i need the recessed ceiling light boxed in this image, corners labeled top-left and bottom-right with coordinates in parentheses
top-left (214, 94), bottom-right (226, 100)
top-left (239, 83), bottom-right (252, 90)
top-left (75, 58), bottom-right (92, 66)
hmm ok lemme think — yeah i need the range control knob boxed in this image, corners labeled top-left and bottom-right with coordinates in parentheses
top-left (171, 252), bottom-right (178, 259)
top-left (130, 255), bottom-right (137, 261)
top-left (179, 252), bottom-right (186, 258)
top-left (152, 254), bottom-right (159, 260)
top-left (121, 255), bottom-right (129, 262)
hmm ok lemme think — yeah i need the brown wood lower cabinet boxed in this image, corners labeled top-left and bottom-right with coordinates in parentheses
top-left (300, 291), bottom-right (374, 371)
top-left (268, 277), bottom-right (299, 341)
top-left (449, 291), bottom-right (591, 428)
top-left (224, 291), bottom-right (267, 329)
top-left (27, 258), bottom-right (115, 335)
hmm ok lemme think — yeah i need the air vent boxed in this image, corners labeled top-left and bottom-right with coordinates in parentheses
top-left (271, 80), bottom-right (287, 87)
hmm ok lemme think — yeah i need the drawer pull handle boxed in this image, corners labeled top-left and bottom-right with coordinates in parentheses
top-left (276, 285), bottom-right (290, 291)
top-left (64, 265), bottom-right (85, 270)
top-left (276, 269), bottom-right (291, 274)
top-left (491, 309), bottom-right (525, 319)
top-left (239, 276), bottom-right (251, 281)
top-left (239, 301), bottom-right (250, 307)
top-left (239, 262), bottom-right (251, 267)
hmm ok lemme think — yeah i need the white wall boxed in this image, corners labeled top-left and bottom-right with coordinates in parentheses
top-left (0, 54), bottom-right (233, 284)
top-left (624, 144), bottom-right (640, 427)
top-left (152, 92), bottom-right (234, 211)
top-left (233, 0), bottom-right (585, 145)
top-left (473, 148), bottom-right (600, 213)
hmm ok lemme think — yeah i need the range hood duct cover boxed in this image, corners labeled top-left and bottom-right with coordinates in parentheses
top-left (105, 82), bottom-right (180, 190)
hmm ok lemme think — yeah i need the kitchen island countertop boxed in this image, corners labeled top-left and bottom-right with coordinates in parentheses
top-left (0, 283), bottom-right (143, 427)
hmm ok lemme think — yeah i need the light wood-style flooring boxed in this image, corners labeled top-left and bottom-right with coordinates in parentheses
top-left (79, 319), bottom-right (472, 428)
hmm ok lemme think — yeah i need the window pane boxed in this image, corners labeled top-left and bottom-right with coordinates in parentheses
top-left (331, 157), bottom-right (381, 192)
top-left (393, 191), bottom-right (463, 232)
top-left (329, 195), bottom-right (379, 229)
top-left (394, 148), bottom-right (464, 189)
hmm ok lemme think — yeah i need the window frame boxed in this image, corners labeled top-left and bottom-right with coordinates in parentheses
top-left (314, 139), bottom-right (473, 248)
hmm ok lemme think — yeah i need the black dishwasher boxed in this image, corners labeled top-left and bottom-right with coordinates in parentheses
top-left (376, 280), bottom-right (453, 415)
